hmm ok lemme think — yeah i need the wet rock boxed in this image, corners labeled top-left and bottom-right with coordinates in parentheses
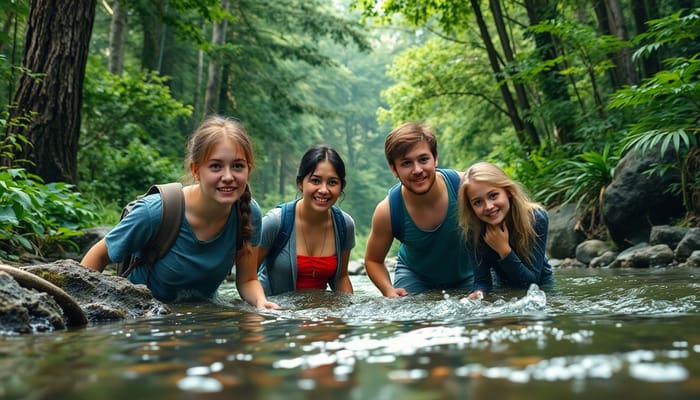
top-left (601, 149), bottom-right (684, 249)
top-left (679, 250), bottom-right (700, 267)
top-left (649, 225), bottom-right (689, 249)
top-left (21, 260), bottom-right (170, 322)
top-left (547, 204), bottom-right (585, 259)
top-left (609, 243), bottom-right (675, 268)
top-left (549, 258), bottom-right (586, 268)
top-left (675, 228), bottom-right (700, 261)
top-left (575, 240), bottom-right (613, 264)
top-left (589, 251), bottom-right (618, 268)
top-left (0, 272), bottom-right (65, 333)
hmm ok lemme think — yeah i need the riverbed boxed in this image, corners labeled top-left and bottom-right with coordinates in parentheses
top-left (1, 267), bottom-right (699, 399)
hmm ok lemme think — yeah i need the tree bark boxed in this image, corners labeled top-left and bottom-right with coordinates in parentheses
top-left (469, 0), bottom-right (536, 148)
top-left (107, 0), bottom-right (127, 75)
top-left (524, 0), bottom-right (576, 144)
top-left (204, 0), bottom-right (230, 114)
top-left (489, 0), bottom-right (540, 146)
top-left (603, 0), bottom-right (638, 87)
top-left (5, 0), bottom-right (96, 184)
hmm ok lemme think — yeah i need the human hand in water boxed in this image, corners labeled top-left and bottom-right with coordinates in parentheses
top-left (256, 300), bottom-right (282, 310)
top-left (484, 222), bottom-right (511, 259)
top-left (467, 290), bottom-right (483, 300)
top-left (385, 287), bottom-right (408, 297)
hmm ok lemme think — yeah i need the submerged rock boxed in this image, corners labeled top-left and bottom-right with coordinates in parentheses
top-left (0, 260), bottom-right (170, 334)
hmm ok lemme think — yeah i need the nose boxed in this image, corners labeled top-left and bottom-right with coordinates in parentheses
top-left (222, 167), bottom-right (235, 181)
top-left (411, 162), bottom-right (422, 174)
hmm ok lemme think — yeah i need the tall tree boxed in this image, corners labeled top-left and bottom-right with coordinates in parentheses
top-left (107, 0), bottom-right (127, 75)
top-left (204, 0), bottom-right (229, 114)
top-left (5, 0), bottom-right (96, 184)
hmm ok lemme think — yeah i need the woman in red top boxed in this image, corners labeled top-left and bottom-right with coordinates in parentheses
top-left (257, 145), bottom-right (356, 295)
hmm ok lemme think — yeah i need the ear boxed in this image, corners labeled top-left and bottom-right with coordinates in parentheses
top-left (190, 163), bottom-right (199, 180)
top-left (434, 156), bottom-right (439, 168)
top-left (388, 163), bottom-right (399, 178)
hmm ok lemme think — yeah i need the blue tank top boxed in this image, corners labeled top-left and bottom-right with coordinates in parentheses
top-left (396, 171), bottom-right (474, 285)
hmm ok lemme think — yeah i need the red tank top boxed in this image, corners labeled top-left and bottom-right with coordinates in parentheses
top-left (296, 255), bottom-right (337, 290)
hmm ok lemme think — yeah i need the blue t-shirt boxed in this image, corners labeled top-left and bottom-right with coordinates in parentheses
top-left (105, 193), bottom-right (262, 302)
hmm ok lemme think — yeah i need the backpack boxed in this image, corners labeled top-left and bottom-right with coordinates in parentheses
top-left (116, 182), bottom-right (185, 278)
top-left (388, 168), bottom-right (462, 242)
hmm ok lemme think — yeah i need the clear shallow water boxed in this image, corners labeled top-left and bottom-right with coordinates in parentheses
top-left (1, 267), bottom-right (699, 399)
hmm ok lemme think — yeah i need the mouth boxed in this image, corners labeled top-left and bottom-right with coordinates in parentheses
top-left (313, 195), bottom-right (331, 204)
top-left (218, 187), bottom-right (237, 193)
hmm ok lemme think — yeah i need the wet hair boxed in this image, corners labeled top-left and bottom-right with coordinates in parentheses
top-left (458, 162), bottom-right (541, 265)
top-left (296, 144), bottom-right (347, 191)
top-left (384, 122), bottom-right (438, 167)
top-left (185, 115), bottom-right (255, 250)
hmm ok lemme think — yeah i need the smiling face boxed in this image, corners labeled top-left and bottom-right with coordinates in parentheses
top-left (193, 137), bottom-right (250, 205)
top-left (466, 181), bottom-right (511, 226)
top-left (299, 160), bottom-right (341, 212)
top-left (390, 141), bottom-right (438, 196)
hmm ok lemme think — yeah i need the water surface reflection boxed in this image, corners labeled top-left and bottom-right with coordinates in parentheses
top-left (1, 267), bottom-right (699, 399)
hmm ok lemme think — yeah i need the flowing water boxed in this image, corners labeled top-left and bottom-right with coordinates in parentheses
top-left (2, 267), bottom-right (700, 399)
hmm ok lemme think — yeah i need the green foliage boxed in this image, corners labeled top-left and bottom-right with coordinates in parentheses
top-left (608, 8), bottom-right (700, 213)
top-left (540, 146), bottom-right (619, 238)
top-left (79, 57), bottom-right (191, 208)
top-left (1, 128), bottom-right (98, 260)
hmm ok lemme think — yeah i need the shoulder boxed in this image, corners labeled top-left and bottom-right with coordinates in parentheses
top-left (532, 207), bottom-right (549, 230)
top-left (372, 196), bottom-right (391, 222)
top-left (335, 207), bottom-right (356, 230)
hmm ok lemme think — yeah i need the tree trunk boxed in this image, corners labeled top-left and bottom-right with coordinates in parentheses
top-left (469, 0), bottom-right (535, 148)
top-left (204, 0), bottom-right (230, 114)
top-left (489, 0), bottom-right (540, 147)
top-left (524, 0), bottom-right (576, 144)
top-left (603, 0), bottom-right (638, 87)
top-left (140, 1), bottom-right (164, 72)
top-left (5, 0), bottom-right (96, 184)
top-left (107, 0), bottom-right (127, 75)
top-left (631, 0), bottom-right (660, 79)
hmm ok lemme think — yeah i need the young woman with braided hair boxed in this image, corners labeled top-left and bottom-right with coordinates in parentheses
top-left (81, 115), bottom-right (279, 308)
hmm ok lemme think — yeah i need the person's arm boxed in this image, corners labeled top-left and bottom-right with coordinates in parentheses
top-left (468, 247), bottom-right (494, 299)
top-left (334, 250), bottom-right (354, 293)
top-left (80, 238), bottom-right (111, 272)
top-left (364, 198), bottom-right (407, 297)
top-left (495, 209), bottom-right (550, 287)
top-left (236, 244), bottom-right (280, 309)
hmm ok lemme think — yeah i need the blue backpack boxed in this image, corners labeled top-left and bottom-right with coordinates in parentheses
top-left (259, 200), bottom-right (347, 294)
top-left (388, 168), bottom-right (462, 241)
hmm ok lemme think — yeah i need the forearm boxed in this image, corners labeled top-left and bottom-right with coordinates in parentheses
top-left (364, 260), bottom-right (394, 295)
top-left (80, 239), bottom-right (111, 272)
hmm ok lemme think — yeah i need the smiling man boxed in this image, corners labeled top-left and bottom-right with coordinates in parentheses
top-left (364, 122), bottom-right (474, 296)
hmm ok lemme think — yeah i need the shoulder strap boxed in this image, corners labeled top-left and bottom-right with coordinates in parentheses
top-left (264, 201), bottom-right (296, 267)
top-left (388, 182), bottom-right (404, 241)
top-left (388, 168), bottom-right (461, 242)
top-left (330, 206), bottom-right (346, 249)
top-left (141, 182), bottom-right (184, 266)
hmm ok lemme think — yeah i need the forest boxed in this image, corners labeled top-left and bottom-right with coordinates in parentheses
top-left (1, 0), bottom-right (699, 262)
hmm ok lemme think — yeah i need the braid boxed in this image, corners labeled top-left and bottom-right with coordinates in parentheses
top-left (237, 184), bottom-right (253, 250)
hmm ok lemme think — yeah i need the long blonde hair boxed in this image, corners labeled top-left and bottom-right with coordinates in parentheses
top-left (458, 162), bottom-right (542, 265)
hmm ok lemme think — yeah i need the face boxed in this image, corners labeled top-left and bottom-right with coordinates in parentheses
top-left (390, 141), bottom-right (437, 195)
top-left (299, 160), bottom-right (341, 212)
top-left (192, 138), bottom-right (250, 205)
top-left (466, 181), bottom-right (511, 226)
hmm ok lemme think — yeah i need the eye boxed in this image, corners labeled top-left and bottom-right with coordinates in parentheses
top-left (233, 162), bottom-right (247, 171)
top-left (419, 156), bottom-right (430, 164)
top-left (328, 179), bottom-right (340, 186)
top-left (488, 192), bottom-right (499, 200)
top-left (471, 199), bottom-right (481, 207)
top-left (309, 177), bottom-right (321, 185)
top-left (400, 160), bottom-right (411, 168)
top-left (209, 162), bottom-right (222, 171)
